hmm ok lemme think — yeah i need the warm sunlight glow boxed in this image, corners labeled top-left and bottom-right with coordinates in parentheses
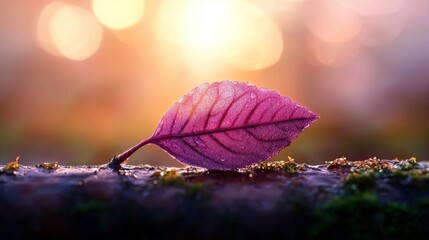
top-left (250, 0), bottom-right (307, 12)
top-left (49, 4), bottom-right (103, 60)
top-left (339, 0), bottom-right (403, 16)
top-left (92, 0), bottom-right (144, 29)
top-left (307, 37), bottom-right (360, 68)
top-left (156, 0), bottom-right (283, 72)
top-left (306, 0), bottom-right (361, 43)
top-left (36, 2), bottom-right (66, 56)
top-left (360, 13), bottom-right (406, 46)
top-left (181, 0), bottom-right (233, 56)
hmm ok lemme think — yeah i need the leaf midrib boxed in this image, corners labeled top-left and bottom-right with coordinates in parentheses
top-left (149, 117), bottom-right (316, 143)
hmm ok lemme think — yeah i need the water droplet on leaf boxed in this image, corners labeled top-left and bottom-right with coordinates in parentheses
top-left (195, 138), bottom-right (207, 148)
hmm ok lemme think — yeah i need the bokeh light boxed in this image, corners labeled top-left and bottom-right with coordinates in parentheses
top-left (307, 36), bottom-right (361, 68)
top-left (306, 0), bottom-right (361, 43)
top-left (37, 2), bottom-right (103, 61)
top-left (156, 0), bottom-right (283, 72)
top-left (249, 0), bottom-right (307, 13)
top-left (92, 0), bottom-right (144, 30)
top-left (359, 11), bottom-right (407, 46)
top-left (338, 0), bottom-right (404, 16)
top-left (49, 4), bottom-right (103, 61)
top-left (36, 1), bottom-right (66, 56)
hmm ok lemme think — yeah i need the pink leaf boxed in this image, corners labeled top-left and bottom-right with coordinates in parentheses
top-left (109, 81), bottom-right (319, 170)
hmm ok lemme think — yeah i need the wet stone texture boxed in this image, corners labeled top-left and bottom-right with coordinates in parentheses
top-left (1, 157), bottom-right (429, 239)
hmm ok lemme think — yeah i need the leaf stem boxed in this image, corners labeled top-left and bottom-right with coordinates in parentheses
top-left (108, 138), bottom-right (151, 169)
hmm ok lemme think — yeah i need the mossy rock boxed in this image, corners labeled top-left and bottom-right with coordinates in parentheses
top-left (0, 157), bottom-right (428, 239)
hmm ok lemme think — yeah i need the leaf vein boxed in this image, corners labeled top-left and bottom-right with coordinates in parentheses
top-left (150, 117), bottom-right (313, 142)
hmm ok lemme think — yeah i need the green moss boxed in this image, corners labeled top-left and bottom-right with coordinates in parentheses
top-left (35, 162), bottom-right (59, 170)
top-left (151, 169), bottom-right (209, 203)
top-left (389, 158), bottom-right (429, 182)
top-left (1, 156), bottom-right (20, 175)
top-left (350, 157), bottom-right (390, 173)
top-left (393, 157), bottom-right (420, 171)
top-left (73, 201), bottom-right (107, 215)
top-left (343, 171), bottom-right (377, 194)
top-left (152, 169), bottom-right (186, 186)
top-left (310, 193), bottom-right (424, 239)
top-left (342, 157), bottom-right (428, 190)
top-left (243, 157), bottom-right (305, 174)
top-left (310, 192), bottom-right (379, 239)
top-left (326, 157), bottom-right (351, 169)
top-left (321, 157), bottom-right (429, 239)
top-left (391, 168), bottom-right (429, 182)
top-left (326, 157), bottom-right (397, 173)
top-left (182, 182), bottom-right (208, 202)
top-left (328, 157), bottom-right (421, 173)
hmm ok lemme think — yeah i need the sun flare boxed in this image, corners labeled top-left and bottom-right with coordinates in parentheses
top-left (92, 0), bottom-right (144, 29)
top-left (156, 0), bottom-right (283, 72)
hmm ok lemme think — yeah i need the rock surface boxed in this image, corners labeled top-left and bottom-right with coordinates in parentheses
top-left (1, 157), bottom-right (429, 239)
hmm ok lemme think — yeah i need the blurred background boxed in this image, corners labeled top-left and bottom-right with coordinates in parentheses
top-left (1, 0), bottom-right (428, 166)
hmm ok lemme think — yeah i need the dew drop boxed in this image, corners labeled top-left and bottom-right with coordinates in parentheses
top-left (195, 138), bottom-right (207, 148)
top-left (250, 92), bottom-right (256, 99)
top-left (171, 143), bottom-right (180, 150)
top-left (220, 159), bottom-right (225, 162)
top-left (222, 86), bottom-right (234, 98)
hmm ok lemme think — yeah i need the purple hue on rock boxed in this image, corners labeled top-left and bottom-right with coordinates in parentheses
top-left (147, 81), bottom-right (319, 170)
